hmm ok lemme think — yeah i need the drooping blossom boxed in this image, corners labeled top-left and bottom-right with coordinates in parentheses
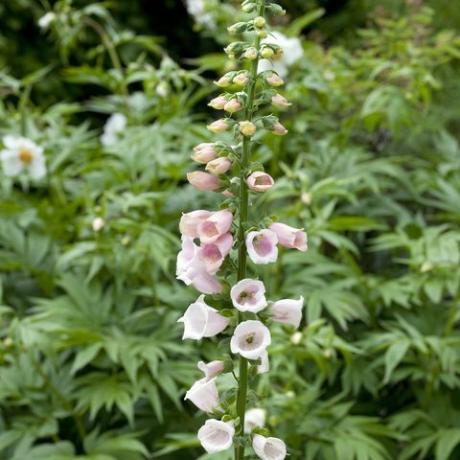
top-left (270, 296), bottom-right (304, 329)
top-left (230, 320), bottom-right (271, 360)
top-left (179, 210), bottom-right (212, 238)
top-left (271, 121), bottom-right (288, 136)
top-left (206, 157), bottom-right (232, 175)
top-left (192, 143), bottom-right (218, 164)
top-left (246, 172), bottom-right (274, 192)
top-left (198, 419), bottom-right (235, 453)
top-left (199, 233), bottom-right (233, 274)
top-left (230, 279), bottom-right (267, 313)
top-left (257, 350), bottom-right (270, 374)
top-left (178, 295), bottom-right (229, 340)
top-left (245, 408), bottom-right (266, 434)
top-left (246, 229), bottom-right (278, 264)
top-left (0, 135), bottom-right (46, 180)
top-left (187, 171), bottom-right (220, 191)
top-left (101, 113), bottom-right (127, 146)
top-left (253, 434), bottom-right (287, 460)
top-left (197, 210), bottom-right (233, 243)
top-left (197, 360), bottom-right (225, 380)
top-left (269, 222), bottom-right (307, 251)
top-left (185, 377), bottom-right (220, 413)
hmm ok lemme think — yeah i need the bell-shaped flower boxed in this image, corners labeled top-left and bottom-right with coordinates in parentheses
top-left (198, 419), bottom-right (235, 453)
top-left (1, 135), bottom-right (46, 180)
top-left (269, 223), bottom-right (307, 251)
top-left (270, 296), bottom-right (304, 329)
top-left (230, 320), bottom-right (271, 360)
top-left (246, 229), bottom-right (278, 264)
top-left (198, 360), bottom-right (225, 380)
top-left (187, 171), bottom-right (220, 191)
top-left (185, 377), bottom-right (220, 413)
top-left (178, 295), bottom-right (229, 340)
top-left (199, 233), bottom-right (233, 274)
top-left (230, 278), bottom-right (267, 313)
top-left (197, 210), bottom-right (233, 243)
top-left (253, 434), bottom-right (287, 460)
top-left (257, 350), bottom-right (269, 374)
top-left (245, 408), bottom-right (266, 434)
top-left (179, 210), bottom-right (212, 237)
top-left (246, 172), bottom-right (274, 192)
top-left (192, 143), bottom-right (218, 164)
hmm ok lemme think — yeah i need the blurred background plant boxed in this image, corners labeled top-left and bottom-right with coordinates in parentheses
top-left (0, 0), bottom-right (460, 459)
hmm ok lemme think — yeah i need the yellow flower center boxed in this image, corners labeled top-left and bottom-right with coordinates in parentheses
top-left (19, 149), bottom-right (34, 165)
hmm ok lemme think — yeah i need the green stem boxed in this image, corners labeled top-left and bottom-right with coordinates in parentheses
top-left (235, 2), bottom-right (265, 459)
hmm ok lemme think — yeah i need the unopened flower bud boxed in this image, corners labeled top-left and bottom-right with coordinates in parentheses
top-left (271, 94), bottom-right (291, 109)
top-left (206, 157), bottom-right (232, 175)
top-left (215, 75), bottom-right (232, 88)
top-left (92, 217), bottom-right (105, 232)
top-left (242, 2), bottom-right (255, 13)
top-left (272, 121), bottom-right (288, 136)
top-left (233, 72), bottom-right (249, 87)
top-left (239, 121), bottom-right (256, 137)
top-left (192, 143), bottom-right (218, 164)
top-left (253, 16), bottom-right (266, 28)
top-left (243, 47), bottom-right (258, 60)
top-left (257, 30), bottom-right (268, 38)
top-left (208, 96), bottom-right (227, 110)
top-left (261, 47), bottom-right (275, 59)
top-left (224, 99), bottom-right (242, 113)
top-left (266, 73), bottom-right (284, 87)
top-left (187, 171), bottom-right (220, 191)
top-left (207, 119), bottom-right (229, 133)
top-left (291, 331), bottom-right (303, 344)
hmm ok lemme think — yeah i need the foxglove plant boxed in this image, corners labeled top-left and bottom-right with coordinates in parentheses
top-left (176, 1), bottom-right (307, 458)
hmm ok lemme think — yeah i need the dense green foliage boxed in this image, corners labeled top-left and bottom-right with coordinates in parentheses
top-left (1, 0), bottom-right (460, 459)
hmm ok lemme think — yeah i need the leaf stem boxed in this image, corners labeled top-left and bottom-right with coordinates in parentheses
top-left (235, 2), bottom-right (265, 459)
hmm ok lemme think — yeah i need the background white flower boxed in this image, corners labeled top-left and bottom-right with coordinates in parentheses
top-left (100, 113), bottom-right (127, 146)
top-left (0, 135), bottom-right (46, 180)
top-left (185, 0), bottom-right (215, 29)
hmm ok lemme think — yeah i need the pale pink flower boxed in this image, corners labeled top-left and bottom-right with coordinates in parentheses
top-left (207, 119), bottom-right (229, 133)
top-left (266, 73), bottom-right (284, 87)
top-left (233, 72), bottom-right (249, 86)
top-left (199, 233), bottom-right (233, 274)
top-left (271, 121), bottom-right (288, 136)
top-left (198, 360), bottom-right (225, 380)
top-left (270, 296), bottom-right (304, 329)
top-left (246, 229), bottom-right (278, 264)
top-left (271, 94), bottom-right (291, 109)
top-left (230, 278), bottom-right (267, 313)
top-left (257, 350), bottom-right (269, 374)
top-left (185, 377), bottom-right (220, 413)
top-left (245, 408), bottom-right (266, 433)
top-left (198, 419), bottom-right (235, 453)
top-left (269, 222), bottom-right (307, 251)
top-left (192, 143), bottom-right (218, 164)
top-left (187, 171), bottom-right (220, 191)
top-left (253, 434), bottom-right (287, 460)
top-left (178, 295), bottom-right (229, 340)
top-left (246, 172), bottom-right (274, 192)
top-left (179, 210), bottom-right (212, 237)
top-left (190, 271), bottom-right (223, 295)
top-left (230, 320), bottom-right (271, 360)
top-left (197, 210), bottom-right (233, 243)
top-left (215, 75), bottom-right (232, 88)
top-left (224, 99), bottom-right (242, 113)
top-left (206, 157), bottom-right (232, 175)
top-left (208, 96), bottom-right (227, 110)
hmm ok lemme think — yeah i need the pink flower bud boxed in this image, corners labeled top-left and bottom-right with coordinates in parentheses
top-left (233, 72), bottom-right (249, 86)
top-left (206, 157), bottom-right (232, 175)
top-left (272, 121), bottom-right (288, 136)
top-left (266, 73), bottom-right (284, 87)
top-left (207, 119), bottom-right (229, 133)
top-left (187, 171), bottom-right (220, 191)
top-left (198, 360), bottom-right (225, 381)
top-left (244, 47), bottom-right (258, 60)
top-left (185, 377), bottom-right (220, 413)
top-left (253, 434), bottom-right (287, 460)
top-left (197, 210), bottom-right (233, 243)
top-left (230, 278), bottom-right (267, 313)
top-left (230, 320), bottom-right (271, 360)
top-left (198, 420), bottom-right (234, 453)
top-left (180, 210), bottom-right (212, 237)
top-left (271, 94), bottom-right (291, 109)
top-left (192, 143), bottom-right (218, 164)
top-left (239, 121), bottom-right (257, 137)
top-left (178, 295), bottom-right (229, 340)
top-left (246, 229), bottom-right (278, 264)
top-left (270, 296), bottom-right (304, 329)
top-left (269, 222), bottom-right (308, 251)
top-left (246, 172), bottom-right (274, 192)
top-left (245, 408), bottom-right (266, 434)
top-left (224, 99), bottom-right (242, 113)
top-left (215, 75), bottom-right (232, 88)
top-left (208, 96), bottom-right (228, 110)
